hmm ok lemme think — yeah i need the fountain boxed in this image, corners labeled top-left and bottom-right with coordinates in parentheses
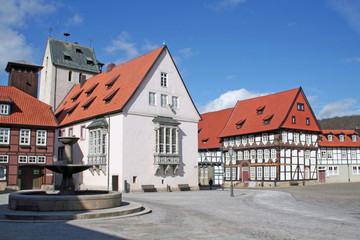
top-left (8, 137), bottom-right (123, 213)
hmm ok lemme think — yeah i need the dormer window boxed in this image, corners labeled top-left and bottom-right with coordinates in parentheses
top-left (86, 57), bottom-right (94, 65)
top-left (71, 90), bottom-right (83, 102)
top-left (263, 114), bottom-right (274, 125)
top-left (85, 83), bottom-right (99, 96)
top-left (297, 103), bottom-right (304, 111)
top-left (0, 104), bottom-right (10, 115)
top-left (352, 135), bottom-right (357, 142)
top-left (82, 96), bottom-right (96, 110)
top-left (202, 138), bottom-right (209, 144)
top-left (67, 103), bottom-right (79, 115)
top-left (105, 74), bottom-right (120, 89)
top-left (198, 128), bottom-right (202, 134)
top-left (64, 52), bottom-right (72, 61)
top-left (328, 134), bottom-right (333, 141)
top-left (236, 119), bottom-right (246, 129)
top-left (103, 88), bottom-right (120, 104)
top-left (339, 134), bottom-right (345, 142)
top-left (256, 106), bottom-right (265, 115)
top-left (76, 48), bottom-right (83, 54)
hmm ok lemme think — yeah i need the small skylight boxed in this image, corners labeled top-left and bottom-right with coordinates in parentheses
top-left (82, 96), bottom-right (96, 110)
top-left (257, 106), bottom-right (266, 115)
top-left (71, 89), bottom-right (83, 102)
top-left (64, 52), bottom-right (72, 61)
top-left (103, 88), bottom-right (120, 103)
top-left (263, 114), bottom-right (274, 125)
top-left (105, 74), bottom-right (120, 89)
top-left (202, 138), bottom-right (209, 144)
top-left (236, 119), bottom-right (246, 129)
top-left (67, 103), bottom-right (79, 115)
top-left (76, 48), bottom-right (83, 54)
top-left (85, 83), bottom-right (99, 96)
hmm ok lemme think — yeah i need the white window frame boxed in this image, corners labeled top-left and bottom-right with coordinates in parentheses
top-left (36, 130), bottom-right (47, 146)
top-left (264, 166), bottom-right (270, 178)
top-left (149, 92), bottom-right (156, 106)
top-left (18, 155), bottom-right (27, 163)
top-left (244, 150), bottom-right (249, 160)
top-left (80, 125), bottom-right (86, 140)
top-left (351, 150), bottom-right (356, 160)
top-left (0, 104), bottom-right (10, 115)
top-left (305, 150), bottom-right (310, 161)
top-left (352, 135), bottom-right (357, 142)
top-left (155, 125), bottom-right (178, 155)
top-left (257, 167), bottom-right (262, 179)
top-left (250, 167), bottom-right (255, 179)
top-left (264, 149), bottom-right (270, 161)
top-left (171, 96), bottom-right (179, 109)
top-left (294, 133), bottom-right (299, 145)
top-left (352, 166), bottom-right (360, 175)
top-left (339, 134), bottom-right (345, 142)
top-left (328, 166), bottom-right (339, 175)
top-left (249, 135), bottom-right (254, 145)
top-left (328, 134), bottom-right (333, 141)
top-left (341, 150), bottom-right (347, 160)
top-left (327, 150), bottom-right (333, 159)
top-left (161, 72), bottom-right (167, 87)
top-left (262, 133), bottom-right (268, 143)
top-left (242, 136), bottom-right (247, 145)
top-left (306, 134), bottom-right (311, 145)
top-left (250, 150), bottom-right (256, 162)
top-left (19, 129), bottom-right (31, 145)
top-left (28, 156), bottom-right (36, 163)
top-left (271, 149), bottom-right (276, 160)
top-left (257, 149), bottom-right (263, 163)
top-left (282, 132), bottom-right (287, 143)
top-left (0, 155), bottom-right (9, 163)
top-left (37, 156), bottom-right (46, 164)
top-left (88, 128), bottom-right (107, 165)
top-left (0, 128), bottom-right (10, 144)
top-left (270, 166), bottom-right (276, 179)
top-left (237, 151), bottom-right (243, 161)
top-left (161, 94), bottom-right (168, 107)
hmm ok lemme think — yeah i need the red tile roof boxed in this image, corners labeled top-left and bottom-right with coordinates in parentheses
top-left (319, 130), bottom-right (360, 147)
top-left (0, 86), bottom-right (58, 127)
top-left (219, 88), bottom-right (321, 138)
top-left (198, 108), bottom-right (233, 149)
top-left (55, 46), bottom-right (165, 126)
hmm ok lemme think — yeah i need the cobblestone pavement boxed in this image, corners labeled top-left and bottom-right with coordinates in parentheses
top-left (0, 183), bottom-right (360, 240)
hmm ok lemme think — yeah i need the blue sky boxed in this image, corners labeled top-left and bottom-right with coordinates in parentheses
top-left (0, 0), bottom-right (360, 119)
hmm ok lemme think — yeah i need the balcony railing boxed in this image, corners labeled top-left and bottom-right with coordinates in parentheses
top-left (154, 155), bottom-right (180, 165)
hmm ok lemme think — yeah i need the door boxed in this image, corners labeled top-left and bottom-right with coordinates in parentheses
top-left (319, 170), bottom-right (326, 183)
top-left (112, 175), bottom-right (119, 191)
top-left (18, 166), bottom-right (43, 190)
top-left (242, 164), bottom-right (249, 182)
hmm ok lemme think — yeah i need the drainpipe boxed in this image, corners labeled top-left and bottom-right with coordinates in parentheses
top-left (107, 115), bottom-right (111, 191)
top-left (54, 67), bottom-right (57, 109)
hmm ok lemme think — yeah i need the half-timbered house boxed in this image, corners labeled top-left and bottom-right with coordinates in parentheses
top-left (198, 108), bottom-right (233, 186)
top-left (218, 88), bottom-right (321, 187)
top-left (317, 130), bottom-right (360, 183)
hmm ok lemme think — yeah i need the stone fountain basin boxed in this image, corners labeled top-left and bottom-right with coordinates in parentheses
top-left (45, 164), bottom-right (93, 174)
top-left (8, 190), bottom-right (122, 212)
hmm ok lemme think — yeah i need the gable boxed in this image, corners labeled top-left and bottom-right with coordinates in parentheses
top-left (122, 47), bottom-right (201, 122)
top-left (281, 89), bottom-right (321, 132)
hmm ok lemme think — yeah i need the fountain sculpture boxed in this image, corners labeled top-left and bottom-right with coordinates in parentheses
top-left (8, 136), bottom-right (122, 212)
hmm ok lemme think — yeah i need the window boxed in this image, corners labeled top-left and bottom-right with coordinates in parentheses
top-left (81, 125), bottom-right (86, 140)
top-left (306, 117), bottom-right (310, 126)
top-left (328, 166), bottom-right (339, 175)
top-left (237, 151), bottom-right (243, 160)
top-left (249, 135), bottom-right (254, 145)
top-left (0, 155), bottom-right (9, 163)
top-left (270, 166), bottom-right (276, 179)
top-left (352, 166), bottom-right (360, 175)
top-left (262, 133), bottom-right (268, 143)
top-left (250, 150), bottom-right (256, 161)
top-left (257, 149), bottom-right (263, 163)
top-left (352, 135), bottom-right (357, 142)
top-left (38, 156), bottom-right (46, 164)
top-left (155, 126), bottom-right (178, 154)
top-left (257, 167), bottom-right (262, 179)
top-left (18, 156), bottom-right (27, 163)
top-left (103, 88), bottom-right (119, 103)
top-left (68, 71), bottom-right (72, 81)
top-left (327, 150), bottom-right (333, 159)
top-left (161, 94), bottom-right (167, 107)
top-left (19, 129), bottom-right (31, 145)
top-left (321, 150), bottom-right (327, 159)
top-left (68, 128), bottom-right (73, 137)
top-left (76, 48), bottom-right (83, 54)
top-left (149, 92), bottom-right (156, 106)
top-left (242, 136), bottom-right (247, 145)
top-left (297, 103), bottom-right (304, 111)
top-left (244, 150), bottom-right (249, 160)
top-left (79, 73), bottom-right (82, 83)
top-left (250, 167), bottom-right (255, 179)
top-left (328, 134), bottom-right (333, 141)
top-left (59, 129), bottom-right (65, 137)
top-left (305, 150), bottom-right (310, 160)
top-left (0, 128), bottom-right (10, 144)
top-left (88, 128), bottom-right (107, 165)
top-left (229, 137), bottom-right (234, 146)
top-left (306, 134), bottom-right (311, 145)
top-left (271, 149), bottom-right (276, 159)
top-left (235, 136), bottom-right (241, 146)
top-left (0, 166), bottom-right (6, 180)
top-left (225, 167), bottom-right (231, 180)
top-left (292, 116), bottom-right (296, 124)
top-left (263, 114), bottom-right (274, 125)
top-left (282, 132), bottom-right (287, 142)
top-left (0, 104), bottom-right (10, 115)
top-left (339, 134), bottom-right (345, 142)
top-left (172, 96), bottom-right (179, 109)
top-left (294, 133), bottom-right (299, 144)
top-left (28, 156), bottom-right (36, 163)
top-left (264, 149), bottom-right (270, 161)
top-left (256, 106), bottom-right (265, 115)
top-left (36, 130), bottom-right (47, 146)
top-left (264, 166), bottom-right (270, 178)
top-left (341, 150), bottom-right (347, 159)
top-left (351, 150), bottom-right (356, 160)
top-left (161, 72), bottom-right (167, 87)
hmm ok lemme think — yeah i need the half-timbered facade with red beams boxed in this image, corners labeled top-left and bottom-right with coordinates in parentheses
top-left (0, 86), bottom-right (58, 190)
top-left (317, 130), bottom-right (360, 183)
top-left (198, 108), bottom-right (233, 186)
top-left (218, 87), bottom-right (321, 187)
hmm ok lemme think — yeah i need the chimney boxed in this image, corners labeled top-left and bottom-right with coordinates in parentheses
top-left (106, 63), bottom-right (116, 72)
top-left (80, 75), bottom-right (87, 88)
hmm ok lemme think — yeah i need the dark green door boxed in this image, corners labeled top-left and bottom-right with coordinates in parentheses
top-left (18, 166), bottom-right (43, 189)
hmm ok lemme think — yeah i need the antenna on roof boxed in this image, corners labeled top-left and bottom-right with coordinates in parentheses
top-left (64, 33), bottom-right (70, 41)
top-left (90, 39), bottom-right (94, 47)
top-left (49, 27), bottom-right (53, 37)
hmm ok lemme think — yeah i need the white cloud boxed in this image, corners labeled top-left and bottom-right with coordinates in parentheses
top-left (318, 98), bottom-right (360, 119)
top-left (329, 0), bottom-right (360, 35)
top-left (200, 88), bottom-right (269, 113)
top-left (341, 57), bottom-right (360, 63)
top-left (105, 32), bottom-right (140, 64)
top-left (66, 14), bottom-right (83, 26)
top-left (0, 0), bottom-right (55, 79)
top-left (142, 40), bottom-right (160, 52)
top-left (207, 0), bottom-right (247, 10)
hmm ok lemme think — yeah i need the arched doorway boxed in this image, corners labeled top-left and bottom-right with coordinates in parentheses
top-left (18, 166), bottom-right (44, 190)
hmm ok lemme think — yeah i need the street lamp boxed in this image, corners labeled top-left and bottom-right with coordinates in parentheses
top-left (228, 146), bottom-right (235, 197)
